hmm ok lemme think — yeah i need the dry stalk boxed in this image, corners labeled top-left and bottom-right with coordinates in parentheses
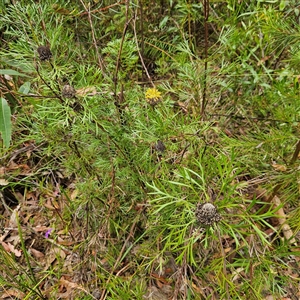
top-left (79, 1), bottom-right (125, 16)
top-left (132, 9), bottom-right (155, 87)
top-left (79, 0), bottom-right (106, 74)
top-left (290, 139), bottom-right (300, 166)
top-left (201, 0), bottom-right (210, 119)
top-left (113, 0), bottom-right (131, 103)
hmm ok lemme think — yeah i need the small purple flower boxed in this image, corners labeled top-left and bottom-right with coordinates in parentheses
top-left (45, 228), bottom-right (53, 238)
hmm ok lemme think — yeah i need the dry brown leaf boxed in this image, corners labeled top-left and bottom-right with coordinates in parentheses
top-left (25, 191), bottom-right (38, 201)
top-left (23, 213), bottom-right (34, 224)
top-left (60, 277), bottom-right (84, 289)
top-left (257, 55), bottom-right (271, 66)
top-left (1, 241), bottom-right (11, 252)
top-left (272, 163), bottom-right (287, 172)
top-left (9, 242), bottom-right (22, 257)
top-left (144, 286), bottom-right (169, 300)
top-left (6, 162), bottom-right (32, 175)
top-left (1, 241), bottom-right (22, 257)
top-left (30, 247), bottom-right (45, 259)
top-left (0, 166), bottom-right (6, 176)
top-left (191, 282), bottom-right (205, 295)
top-left (33, 225), bottom-right (51, 232)
top-left (76, 86), bottom-right (97, 96)
top-left (44, 246), bottom-right (66, 271)
top-left (44, 198), bottom-right (60, 210)
top-left (232, 267), bottom-right (244, 282)
top-left (173, 101), bottom-right (188, 114)
top-left (13, 191), bottom-right (24, 202)
top-left (0, 289), bottom-right (25, 299)
top-left (57, 237), bottom-right (74, 246)
top-left (272, 195), bottom-right (296, 245)
top-left (0, 179), bottom-right (9, 185)
top-left (52, 4), bottom-right (72, 15)
top-left (5, 233), bottom-right (21, 245)
top-left (224, 247), bottom-right (232, 253)
top-left (53, 247), bottom-right (66, 259)
top-left (57, 277), bottom-right (88, 299)
top-left (70, 189), bottom-right (79, 200)
top-left (9, 204), bottom-right (20, 228)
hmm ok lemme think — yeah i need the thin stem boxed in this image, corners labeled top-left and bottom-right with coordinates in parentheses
top-left (201, 0), bottom-right (209, 119)
top-left (133, 8), bottom-right (155, 87)
top-left (113, 0), bottom-right (131, 108)
top-left (79, 0), bottom-right (106, 74)
top-left (289, 140), bottom-right (300, 166)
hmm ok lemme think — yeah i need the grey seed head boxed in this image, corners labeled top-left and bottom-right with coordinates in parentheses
top-left (37, 45), bottom-right (52, 61)
top-left (62, 84), bottom-right (76, 98)
top-left (155, 140), bottom-right (166, 153)
top-left (195, 202), bottom-right (221, 226)
top-left (91, 289), bottom-right (101, 299)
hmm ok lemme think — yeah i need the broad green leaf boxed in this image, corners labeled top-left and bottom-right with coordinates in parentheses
top-left (0, 69), bottom-right (30, 77)
top-left (159, 16), bottom-right (169, 28)
top-left (18, 82), bottom-right (31, 94)
top-left (0, 97), bottom-right (12, 148)
top-left (279, 0), bottom-right (287, 11)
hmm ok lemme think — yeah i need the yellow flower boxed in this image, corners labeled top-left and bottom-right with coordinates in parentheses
top-left (145, 88), bottom-right (162, 106)
top-left (145, 88), bottom-right (161, 99)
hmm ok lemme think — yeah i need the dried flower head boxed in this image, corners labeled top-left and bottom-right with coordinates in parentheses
top-left (155, 140), bottom-right (166, 153)
top-left (195, 202), bottom-right (221, 226)
top-left (145, 88), bottom-right (162, 106)
top-left (62, 84), bottom-right (76, 98)
top-left (37, 45), bottom-right (52, 61)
